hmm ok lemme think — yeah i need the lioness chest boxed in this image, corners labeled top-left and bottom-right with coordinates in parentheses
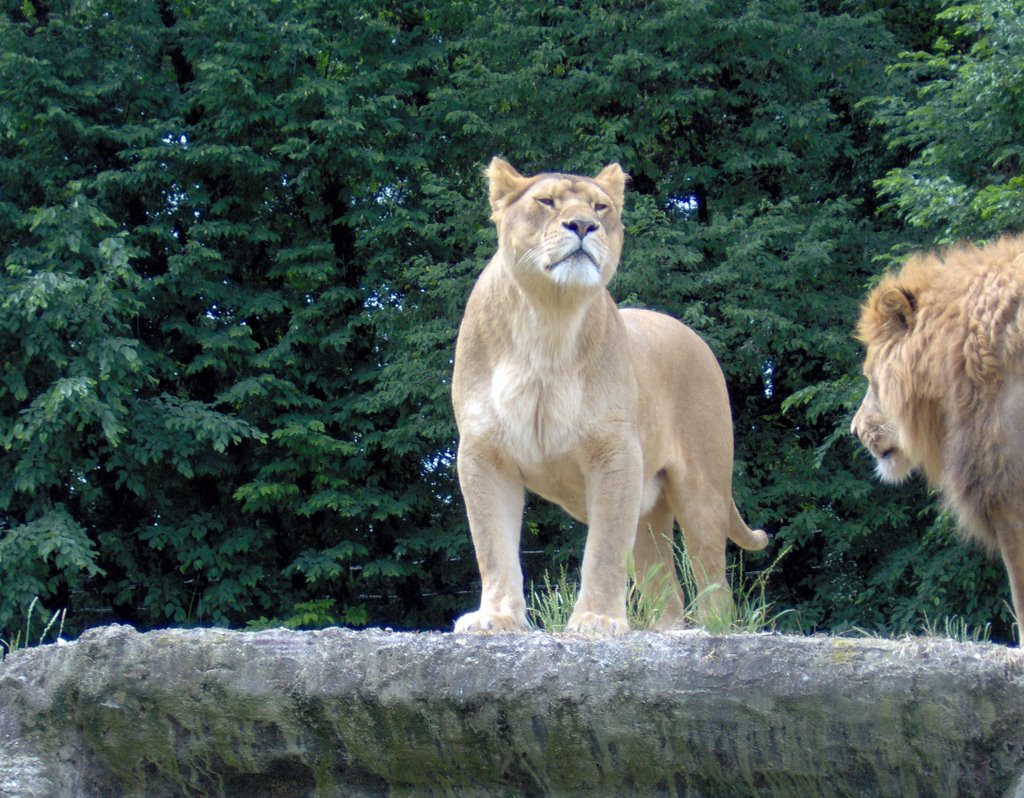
top-left (478, 360), bottom-right (591, 465)
top-left (484, 365), bottom-right (603, 518)
top-left (461, 345), bottom-right (656, 520)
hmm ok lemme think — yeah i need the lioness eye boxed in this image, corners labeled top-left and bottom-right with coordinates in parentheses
top-left (537, 197), bottom-right (555, 208)
top-left (594, 202), bottom-right (609, 212)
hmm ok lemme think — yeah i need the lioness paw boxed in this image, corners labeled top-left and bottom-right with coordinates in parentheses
top-left (453, 610), bottom-right (530, 634)
top-left (565, 611), bottom-right (630, 636)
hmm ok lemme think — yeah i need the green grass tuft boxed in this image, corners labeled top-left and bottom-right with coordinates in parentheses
top-left (527, 537), bottom-right (792, 634)
top-left (1, 597), bottom-right (67, 660)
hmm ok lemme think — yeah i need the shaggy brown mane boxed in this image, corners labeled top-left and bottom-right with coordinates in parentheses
top-left (852, 233), bottom-right (1024, 632)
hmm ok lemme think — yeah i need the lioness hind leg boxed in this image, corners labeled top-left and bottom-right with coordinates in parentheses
top-left (665, 478), bottom-right (735, 628)
top-left (633, 497), bottom-right (687, 629)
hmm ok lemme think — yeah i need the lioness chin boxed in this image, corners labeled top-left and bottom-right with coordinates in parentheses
top-left (450, 158), bottom-right (767, 635)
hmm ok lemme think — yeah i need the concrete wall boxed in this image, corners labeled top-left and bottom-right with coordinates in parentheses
top-left (1, 625), bottom-right (1023, 797)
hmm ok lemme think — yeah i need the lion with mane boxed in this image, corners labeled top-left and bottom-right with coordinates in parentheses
top-left (851, 233), bottom-right (1024, 630)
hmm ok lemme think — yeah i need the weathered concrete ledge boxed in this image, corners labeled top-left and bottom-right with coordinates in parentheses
top-left (1, 625), bottom-right (1023, 798)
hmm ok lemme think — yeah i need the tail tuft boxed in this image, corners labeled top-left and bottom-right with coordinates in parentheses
top-left (729, 503), bottom-right (769, 551)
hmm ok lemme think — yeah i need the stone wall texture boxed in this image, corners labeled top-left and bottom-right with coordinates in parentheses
top-left (1, 625), bottom-right (1023, 797)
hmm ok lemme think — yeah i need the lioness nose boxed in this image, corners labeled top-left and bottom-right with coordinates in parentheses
top-left (563, 218), bottom-right (598, 238)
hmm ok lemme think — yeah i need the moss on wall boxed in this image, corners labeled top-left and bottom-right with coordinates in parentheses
top-left (1, 626), bottom-right (1023, 797)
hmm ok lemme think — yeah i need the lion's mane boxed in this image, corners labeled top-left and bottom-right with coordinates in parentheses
top-left (856, 234), bottom-right (1024, 550)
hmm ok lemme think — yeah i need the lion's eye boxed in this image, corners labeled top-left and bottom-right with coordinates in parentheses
top-left (536, 197), bottom-right (555, 208)
top-left (594, 202), bottom-right (609, 212)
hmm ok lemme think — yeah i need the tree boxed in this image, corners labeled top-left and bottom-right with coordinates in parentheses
top-left (3, 0), bottom-right (1011, 642)
top-left (0, 0), bottom-right (474, 634)
top-left (419, 0), bottom-right (958, 636)
top-left (874, 0), bottom-right (1024, 243)
top-left (844, 0), bottom-right (1024, 637)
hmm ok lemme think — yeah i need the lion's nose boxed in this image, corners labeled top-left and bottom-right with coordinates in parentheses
top-left (563, 218), bottom-right (598, 238)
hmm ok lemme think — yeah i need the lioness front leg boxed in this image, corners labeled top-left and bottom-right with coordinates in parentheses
top-left (454, 443), bottom-right (529, 633)
top-left (566, 439), bottom-right (644, 635)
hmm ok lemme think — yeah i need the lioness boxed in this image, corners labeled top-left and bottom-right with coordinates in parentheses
top-left (851, 234), bottom-right (1024, 631)
top-left (451, 158), bottom-right (768, 634)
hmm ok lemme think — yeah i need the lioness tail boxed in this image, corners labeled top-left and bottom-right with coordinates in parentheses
top-left (729, 503), bottom-right (769, 551)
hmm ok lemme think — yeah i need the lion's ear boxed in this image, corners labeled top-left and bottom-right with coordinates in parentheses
top-left (594, 163), bottom-right (627, 209)
top-left (877, 285), bottom-right (917, 335)
top-left (487, 157), bottom-right (527, 214)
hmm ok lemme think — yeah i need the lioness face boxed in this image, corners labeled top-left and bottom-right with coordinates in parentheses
top-left (851, 377), bottom-right (916, 484)
top-left (495, 173), bottom-right (624, 292)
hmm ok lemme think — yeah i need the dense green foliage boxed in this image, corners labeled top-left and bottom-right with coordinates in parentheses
top-left (874, 0), bottom-right (1024, 242)
top-left (1, 0), bottom-right (1020, 642)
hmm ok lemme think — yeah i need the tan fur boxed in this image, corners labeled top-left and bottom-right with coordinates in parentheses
top-left (452, 158), bottom-right (767, 635)
top-left (851, 234), bottom-right (1024, 629)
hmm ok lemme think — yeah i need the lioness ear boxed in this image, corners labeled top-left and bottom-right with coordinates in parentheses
top-left (593, 163), bottom-right (627, 209)
top-left (487, 157), bottom-right (528, 215)
top-left (877, 285), bottom-right (917, 335)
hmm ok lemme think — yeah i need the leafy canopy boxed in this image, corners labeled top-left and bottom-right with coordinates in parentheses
top-left (0, 0), bottom-right (1017, 642)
